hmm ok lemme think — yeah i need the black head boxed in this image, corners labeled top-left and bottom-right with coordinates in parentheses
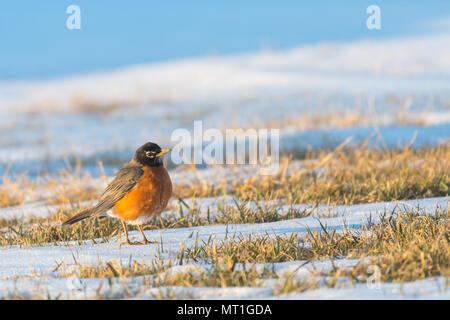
top-left (133, 142), bottom-right (171, 166)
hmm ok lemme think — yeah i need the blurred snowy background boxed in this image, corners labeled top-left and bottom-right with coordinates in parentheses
top-left (0, 0), bottom-right (449, 177)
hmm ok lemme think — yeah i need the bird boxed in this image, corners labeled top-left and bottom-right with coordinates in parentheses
top-left (62, 142), bottom-right (172, 245)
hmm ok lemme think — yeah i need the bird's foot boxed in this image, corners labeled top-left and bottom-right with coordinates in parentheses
top-left (139, 239), bottom-right (159, 245)
top-left (121, 239), bottom-right (158, 245)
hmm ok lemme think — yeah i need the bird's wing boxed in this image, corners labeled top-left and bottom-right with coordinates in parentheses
top-left (92, 164), bottom-right (144, 215)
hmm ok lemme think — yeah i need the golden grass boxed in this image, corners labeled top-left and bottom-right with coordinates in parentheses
top-left (275, 209), bottom-right (450, 295)
top-left (356, 214), bottom-right (449, 282)
top-left (0, 202), bottom-right (313, 247)
top-left (172, 144), bottom-right (449, 204)
top-left (43, 167), bottom-right (105, 206)
top-left (154, 264), bottom-right (271, 288)
top-left (0, 213), bottom-right (120, 247)
top-left (0, 144), bottom-right (447, 209)
top-left (0, 145), bottom-right (448, 299)
top-left (67, 259), bottom-right (164, 279)
top-left (61, 257), bottom-right (273, 289)
top-left (0, 176), bottom-right (28, 208)
top-left (0, 189), bottom-right (24, 208)
top-left (182, 233), bottom-right (314, 264)
top-left (0, 145), bottom-right (448, 247)
top-left (7, 206), bottom-right (445, 299)
top-left (55, 207), bottom-right (448, 292)
top-left (182, 208), bottom-right (448, 266)
top-left (0, 164), bottom-right (105, 209)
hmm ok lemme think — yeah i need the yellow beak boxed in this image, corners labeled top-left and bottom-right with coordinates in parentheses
top-left (156, 148), bottom-right (171, 157)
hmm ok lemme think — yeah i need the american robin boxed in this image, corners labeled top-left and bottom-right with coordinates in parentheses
top-left (62, 142), bottom-right (172, 245)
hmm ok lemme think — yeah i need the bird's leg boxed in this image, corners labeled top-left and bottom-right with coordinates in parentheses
top-left (137, 225), bottom-right (160, 244)
top-left (121, 220), bottom-right (132, 245)
top-left (137, 225), bottom-right (150, 244)
top-left (120, 221), bottom-right (156, 245)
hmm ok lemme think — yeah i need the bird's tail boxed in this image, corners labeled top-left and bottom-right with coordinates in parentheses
top-left (62, 208), bottom-right (94, 226)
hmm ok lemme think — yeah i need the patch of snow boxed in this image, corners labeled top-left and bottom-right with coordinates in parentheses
top-left (0, 196), bottom-right (447, 280)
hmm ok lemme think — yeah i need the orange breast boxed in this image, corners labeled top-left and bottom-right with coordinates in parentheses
top-left (114, 166), bottom-right (172, 222)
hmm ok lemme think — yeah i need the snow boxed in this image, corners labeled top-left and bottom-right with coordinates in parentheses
top-left (2, 183), bottom-right (448, 223)
top-left (0, 196), bottom-right (448, 299)
top-left (2, 33), bottom-right (450, 115)
top-left (278, 277), bottom-right (450, 300)
top-left (0, 32), bottom-right (449, 178)
top-left (0, 264), bottom-right (447, 299)
top-left (0, 201), bottom-right (87, 221)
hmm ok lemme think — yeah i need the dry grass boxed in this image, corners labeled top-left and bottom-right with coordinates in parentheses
top-left (0, 201), bottom-right (314, 247)
top-left (173, 144), bottom-right (449, 204)
top-left (0, 144), bottom-right (448, 298)
top-left (307, 209), bottom-right (449, 279)
top-left (355, 213), bottom-right (449, 282)
top-left (61, 258), bottom-right (273, 290)
top-left (56, 207), bottom-right (448, 291)
top-left (0, 145), bottom-right (448, 247)
top-left (182, 233), bottom-right (314, 264)
top-left (43, 167), bottom-right (105, 206)
top-left (4, 206), bottom-right (446, 299)
top-left (151, 263), bottom-right (272, 289)
top-left (0, 176), bottom-right (28, 208)
top-left (275, 209), bottom-right (449, 295)
top-left (66, 259), bottom-right (164, 279)
top-left (0, 163), bottom-right (106, 209)
top-left (0, 189), bottom-right (24, 208)
top-left (0, 144), bottom-right (448, 208)
top-left (179, 208), bottom-right (448, 273)
top-left (251, 145), bottom-right (448, 204)
top-left (0, 210), bottom-right (120, 247)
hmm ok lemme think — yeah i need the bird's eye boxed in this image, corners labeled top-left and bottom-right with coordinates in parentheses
top-left (145, 151), bottom-right (154, 158)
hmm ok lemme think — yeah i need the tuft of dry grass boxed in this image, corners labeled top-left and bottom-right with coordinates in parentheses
top-left (1, 175), bottom-right (447, 248)
top-left (0, 189), bottom-right (24, 208)
top-left (44, 167), bottom-right (105, 206)
top-left (0, 209), bottom-right (120, 247)
top-left (0, 200), bottom-right (315, 247)
top-left (61, 258), bottom-right (273, 290)
top-left (277, 209), bottom-right (450, 295)
top-left (171, 144), bottom-right (449, 205)
top-left (178, 207), bottom-right (449, 285)
top-left (31, 205), bottom-right (446, 299)
top-left (0, 144), bottom-right (447, 210)
top-left (64, 259), bottom-right (165, 280)
top-left (0, 176), bottom-right (28, 208)
top-left (182, 233), bottom-right (314, 264)
top-left (306, 208), bottom-right (449, 279)
top-left (154, 263), bottom-right (272, 289)
top-left (237, 145), bottom-right (449, 205)
top-left (354, 213), bottom-right (449, 282)
top-left (0, 162), bottom-right (106, 209)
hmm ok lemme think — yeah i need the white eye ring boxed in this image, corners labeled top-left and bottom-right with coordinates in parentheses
top-left (145, 151), bottom-right (153, 158)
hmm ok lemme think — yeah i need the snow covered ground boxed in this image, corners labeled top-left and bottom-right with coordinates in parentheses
top-left (0, 32), bottom-right (449, 178)
top-left (0, 195), bottom-right (448, 299)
